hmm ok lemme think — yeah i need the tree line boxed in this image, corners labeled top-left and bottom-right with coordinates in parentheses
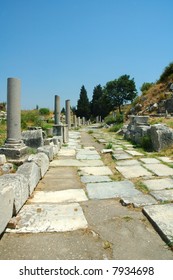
top-left (75, 74), bottom-right (137, 120)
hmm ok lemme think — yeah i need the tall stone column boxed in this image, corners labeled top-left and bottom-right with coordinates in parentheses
top-left (0, 78), bottom-right (27, 159)
top-left (54, 95), bottom-right (61, 125)
top-left (65, 99), bottom-right (71, 129)
top-left (6, 78), bottom-right (22, 145)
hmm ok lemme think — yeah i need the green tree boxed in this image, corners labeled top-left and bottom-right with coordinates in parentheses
top-left (90, 84), bottom-right (103, 117)
top-left (39, 108), bottom-right (50, 115)
top-left (105, 75), bottom-right (137, 113)
top-left (76, 85), bottom-right (90, 119)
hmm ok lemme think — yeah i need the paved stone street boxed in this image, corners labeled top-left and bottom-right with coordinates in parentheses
top-left (0, 127), bottom-right (173, 259)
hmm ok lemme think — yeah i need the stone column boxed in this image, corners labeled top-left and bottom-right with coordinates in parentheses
top-left (54, 95), bottom-right (61, 125)
top-left (0, 78), bottom-right (27, 159)
top-left (73, 115), bottom-right (77, 128)
top-left (6, 78), bottom-right (22, 145)
top-left (77, 117), bottom-right (81, 126)
top-left (65, 99), bottom-right (71, 129)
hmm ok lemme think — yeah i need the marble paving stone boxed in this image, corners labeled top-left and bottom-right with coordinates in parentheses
top-left (80, 175), bottom-right (112, 184)
top-left (157, 157), bottom-right (173, 163)
top-left (50, 159), bottom-right (104, 167)
top-left (29, 189), bottom-right (88, 203)
top-left (86, 180), bottom-right (139, 200)
top-left (142, 178), bottom-right (173, 191)
top-left (150, 189), bottom-right (173, 202)
top-left (76, 154), bottom-right (101, 160)
top-left (126, 150), bottom-right (144, 156)
top-left (112, 152), bottom-right (133, 160)
top-left (140, 158), bottom-right (161, 164)
top-left (116, 159), bottom-right (139, 166)
top-left (78, 166), bottom-right (113, 176)
top-left (143, 204), bottom-right (173, 244)
top-left (6, 203), bottom-right (88, 233)
top-left (120, 194), bottom-right (157, 208)
top-left (116, 165), bottom-right (152, 179)
top-left (58, 149), bottom-right (76, 157)
top-left (76, 149), bottom-right (98, 155)
top-left (143, 163), bottom-right (173, 176)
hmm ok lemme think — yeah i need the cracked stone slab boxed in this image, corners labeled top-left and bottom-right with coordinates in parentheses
top-left (142, 178), bottom-right (173, 191)
top-left (126, 150), bottom-right (144, 156)
top-left (112, 152), bottom-right (133, 160)
top-left (116, 165), bottom-right (152, 179)
top-left (143, 163), bottom-right (173, 176)
top-left (50, 159), bottom-right (104, 167)
top-left (29, 189), bottom-right (88, 203)
top-left (150, 190), bottom-right (173, 202)
top-left (6, 203), bottom-right (88, 233)
top-left (116, 159), bottom-right (139, 166)
top-left (140, 158), bottom-right (161, 164)
top-left (80, 175), bottom-right (112, 183)
top-left (86, 180), bottom-right (139, 199)
top-left (120, 194), bottom-right (157, 208)
top-left (143, 204), bottom-right (173, 244)
top-left (78, 166), bottom-right (113, 176)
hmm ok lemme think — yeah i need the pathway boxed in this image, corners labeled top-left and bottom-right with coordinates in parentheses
top-left (0, 128), bottom-right (173, 259)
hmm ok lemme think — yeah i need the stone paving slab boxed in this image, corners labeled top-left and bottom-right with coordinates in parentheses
top-left (157, 157), bottom-right (173, 163)
top-left (80, 175), bottom-right (112, 183)
top-left (143, 163), bottom-right (173, 176)
top-left (116, 165), bottom-right (152, 179)
top-left (112, 152), bottom-right (133, 160)
top-left (76, 154), bottom-right (101, 160)
top-left (58, 149), bottom-right (76, 157)
top-left (6, 203), bottom-right (88, 233)
top-left (86, 180), bottom-right (140, 200)
top-left (150, 190), bottom-right (173, 202)
top-left (142, 178), bottom-right (173, 191)
top-left (50, 159), bottom-right (104, 167)
top-left (116, 159), bottom-right (139, 166)
top-left (120, 194), bottom-right (157, 208)
top-left (28, 189), bottom-right (88, 203)
top-left (140, 158), bottom-right (161, 164)
top-left (126, 150), bottom-right (144, 156)
top-left (143, 204), bottom-right (173, 244)
top-left (78, 166), bottom-right (113, 176)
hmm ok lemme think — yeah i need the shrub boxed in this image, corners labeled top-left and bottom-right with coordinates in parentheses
top-left (109, 123), bottom-right (123, 132)
top-left (105, 115), bottom-right (116, 125)
top-left (116, 112), bottom-right (124, 124)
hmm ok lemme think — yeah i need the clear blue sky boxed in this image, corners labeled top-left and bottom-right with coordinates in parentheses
top-left (0, 0), bottom-right (173, 110)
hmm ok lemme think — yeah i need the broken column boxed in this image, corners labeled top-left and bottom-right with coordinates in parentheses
top-left (53, 95), bottom-right (64, 143)
top-left (54, 95), bottom-right (60, 125)
top-left (0, 78), bottom-right (27, 159)
top-left (65, 99), bottom-right (71, 129)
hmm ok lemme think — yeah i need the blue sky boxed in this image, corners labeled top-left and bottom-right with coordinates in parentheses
top-left (0, 0), bottom-right (173, 110)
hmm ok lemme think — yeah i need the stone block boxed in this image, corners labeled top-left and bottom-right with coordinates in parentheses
top-left (22, 129), bottom-right (44, 148)
top-left (0, 185), bottom-right (14, 235)
top-left (37, 145), bottom-right (54, 161)
top-left (0, 154), bottom-right (6, 165)
top-left (150, 124), bottom-right (173, 151)
top-left (17, 162), bottom-right (41, 195)
top-left (0, 174), bottom-right (29, 215)
top-left (27, 152), bottom-right (49, 177)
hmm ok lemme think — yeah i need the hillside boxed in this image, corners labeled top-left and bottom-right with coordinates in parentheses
top-left (129, 62), bottom-right (173, 116)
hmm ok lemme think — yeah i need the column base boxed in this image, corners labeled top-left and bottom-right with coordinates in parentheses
top-left (0, 145), bottom-right (28, 159)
